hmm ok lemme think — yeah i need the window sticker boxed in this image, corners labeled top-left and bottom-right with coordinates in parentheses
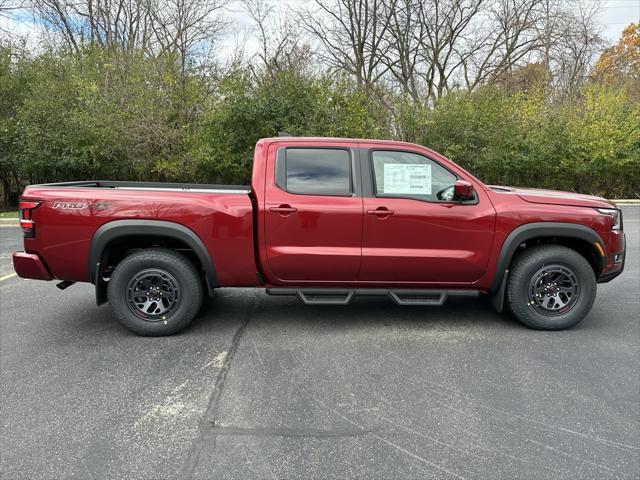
top-left (382, 163), bottom-right (431, 195)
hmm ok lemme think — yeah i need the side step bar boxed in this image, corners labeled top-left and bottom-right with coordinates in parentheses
top-left (266, 288), bottom-right (480, 306)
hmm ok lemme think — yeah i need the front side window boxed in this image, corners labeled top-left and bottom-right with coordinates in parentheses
top-left (284, 148), bottom-right (351, 195)
top-left (372, 150), bottom-right (457, 202)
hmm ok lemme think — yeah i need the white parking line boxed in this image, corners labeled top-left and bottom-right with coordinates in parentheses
top-left (0, 272), bottom-right (17, 281)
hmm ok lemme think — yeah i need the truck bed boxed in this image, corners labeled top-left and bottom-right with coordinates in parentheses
top-left (20, 181), bottom-right (258, 287)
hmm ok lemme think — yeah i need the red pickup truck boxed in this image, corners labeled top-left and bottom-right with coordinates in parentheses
top-left (13, 137), bottom-right (626, 335)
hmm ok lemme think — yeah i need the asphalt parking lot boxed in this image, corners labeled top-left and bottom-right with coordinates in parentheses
top-left (1, 207), bottom-right (638, 479)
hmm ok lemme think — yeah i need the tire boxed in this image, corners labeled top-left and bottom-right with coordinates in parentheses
top-left (107, 248), bottom-right (204, 336)
top-left (506, 245), bottom-right (596, 330)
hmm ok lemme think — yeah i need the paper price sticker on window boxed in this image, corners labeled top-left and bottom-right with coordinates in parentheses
top-left (383, 163), bottom-right (431, 195)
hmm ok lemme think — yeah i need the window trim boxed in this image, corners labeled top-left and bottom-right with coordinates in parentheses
top-left (368, 148), bottom-right (477, 205)
top-left (275, 147), bottom-right (355, 197)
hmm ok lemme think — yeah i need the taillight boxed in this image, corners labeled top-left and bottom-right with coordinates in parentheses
top-left (19, 200), bottom-right (41, 238)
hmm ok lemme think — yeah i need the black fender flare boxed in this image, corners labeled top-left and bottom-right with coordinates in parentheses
top-left (89, 220), bottom-right (218, 304)
top-left (490, 222), bottom-right (605, 296)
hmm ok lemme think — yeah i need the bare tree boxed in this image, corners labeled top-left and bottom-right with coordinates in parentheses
top-left (23, 0), bottom-right (607, 99)
top-left (537, 0), bottom-right (564, 70)
top-left (1, 0), bottom-right (23, 17)
top-left (244, 0), bottom-right (312, 76)
top-left (1, 0), bottom-right (23, 38)
top-left (30, 0), bottom-right (82, 51)
top-left (300, 0), bottom-right (395, 89)
top-left (29, 0), bottom-right (227, 68)
top-left (460, 0), bottom-right (547, 90)
top-left (417, 0), bottom-right (486, 101)
top-left (316, 0), bottom-right (547, 101)
top-left (148, 0), bottom-right (228, 75)
top-left (80, 0), bottom-right (155, 51)
top-left (379, 0), bottom-right (544, 102)
top-left (548, 1), bottom-right (603, 94)
top-left (381, 0), bottom-right (424, 100)
top-left (29, 0), bottom-right (156, 52)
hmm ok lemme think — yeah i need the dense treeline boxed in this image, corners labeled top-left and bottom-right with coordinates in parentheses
top-left (1, 2), bottom-right (639, 201)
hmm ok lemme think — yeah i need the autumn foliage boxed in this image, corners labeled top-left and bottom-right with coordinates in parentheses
top-left (593, 22), bottom-right (640, 91)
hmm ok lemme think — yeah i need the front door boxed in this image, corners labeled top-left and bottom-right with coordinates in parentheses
top-left (359, 149), bottom-right (496, 284)
top-left (264, 144), bottom-right (363, 283)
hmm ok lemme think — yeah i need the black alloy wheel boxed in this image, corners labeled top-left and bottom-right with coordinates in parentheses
top-left (126, 269), bottom-right (181, 320)
top-left (527, 265), bottom-right (580, 316)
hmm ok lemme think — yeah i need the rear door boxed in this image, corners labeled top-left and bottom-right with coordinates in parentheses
top-left (359, 148), bottom-right (496, 284)
top-left (264, 143), bottom-right (363, 282)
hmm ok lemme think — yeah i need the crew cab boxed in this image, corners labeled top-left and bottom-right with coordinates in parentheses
top-left (13, 137), bottom-right (626, 335)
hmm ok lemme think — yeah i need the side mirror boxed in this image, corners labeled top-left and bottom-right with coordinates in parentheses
top-left (453, 180), bottom-right (475, 201)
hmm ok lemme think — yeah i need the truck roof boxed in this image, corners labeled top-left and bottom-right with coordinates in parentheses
top-left (259, 136), bottom-right (426, 149)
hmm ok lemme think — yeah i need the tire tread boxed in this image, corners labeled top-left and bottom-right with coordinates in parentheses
top-left (107, 248), bottom-right (203, 336)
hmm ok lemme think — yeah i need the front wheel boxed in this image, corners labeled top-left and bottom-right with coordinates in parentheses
top-left (506, 245), bottom-right (597, 330)
top-left (107, 248), bottom-right (204, 336)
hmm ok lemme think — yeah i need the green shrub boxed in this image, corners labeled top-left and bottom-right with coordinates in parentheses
top-left (1, 45), bottom-right (638, 198)
top-left (402, 84), bottom-right (639, 197)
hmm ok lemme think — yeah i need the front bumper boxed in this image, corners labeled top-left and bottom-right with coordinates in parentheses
top-left (597, 257), bottom-right (625, 283)
top-left (12, 252), bottom-right (53, 281)
top-left (597, 231), bottom-right (626, 283)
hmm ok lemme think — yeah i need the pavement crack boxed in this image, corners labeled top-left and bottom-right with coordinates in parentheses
top-left (179, 292), bottom-right (260, 479)
top-left (313, 396), bottom-right (467, 480)
top-left (209, 425), bottom-right (372, 438)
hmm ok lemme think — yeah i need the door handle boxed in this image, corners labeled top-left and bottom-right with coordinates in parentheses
top-left (367, 207), bottom-right (394, 216)
top-left (269, 204), bottom-right (297, 215)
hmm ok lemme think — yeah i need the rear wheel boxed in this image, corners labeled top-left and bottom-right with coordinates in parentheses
top-left (107, 248), bottom-right (203, 336)
top-left (506, 245), bottom-right (596, 330)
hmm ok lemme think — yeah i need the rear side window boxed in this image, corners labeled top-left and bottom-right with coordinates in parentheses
top-left (279, 148), bottom-right (352, 196)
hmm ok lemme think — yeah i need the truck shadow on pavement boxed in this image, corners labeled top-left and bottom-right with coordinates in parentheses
top-left (53, 287), bottom-right (526, 340)
top-left (188, 290), bottom-right (525, 337)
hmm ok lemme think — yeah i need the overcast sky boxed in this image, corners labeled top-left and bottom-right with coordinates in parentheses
top-left (2, 0), bottom-right (639, 55)
top-left (596, 0), bottom-right (640, 40)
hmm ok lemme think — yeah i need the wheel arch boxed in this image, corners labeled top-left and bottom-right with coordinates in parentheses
top-left (89, 219), bottom-right (218, 305)
top-left (491, 222), bottom-right (605, 296)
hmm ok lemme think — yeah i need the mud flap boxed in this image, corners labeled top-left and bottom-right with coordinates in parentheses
top-left (491, 269), bottom-right (509, 313)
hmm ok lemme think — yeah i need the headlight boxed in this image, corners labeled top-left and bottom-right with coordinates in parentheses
top-left (596, 208), bottom-right (622, 230)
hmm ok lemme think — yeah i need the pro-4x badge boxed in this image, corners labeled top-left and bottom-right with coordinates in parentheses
top-left (52, 201), bottom-right (89, 210)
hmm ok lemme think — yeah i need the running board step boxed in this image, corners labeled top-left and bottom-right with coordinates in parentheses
top-left (266, 288), bottom-right (479, 306)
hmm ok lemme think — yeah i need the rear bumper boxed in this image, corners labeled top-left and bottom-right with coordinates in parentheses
top-left (12, 252), bottom-right (53, 281)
